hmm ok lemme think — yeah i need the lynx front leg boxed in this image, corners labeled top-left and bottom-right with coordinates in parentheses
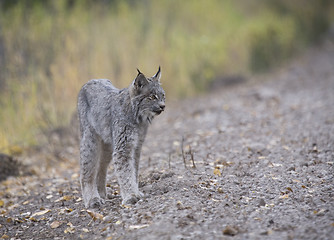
top-left (80, 129), bottom-right (104, 208)
top-left (113, 150), bottom-right (141, 205)
top-left (134, 139), bottom-right (145, 198)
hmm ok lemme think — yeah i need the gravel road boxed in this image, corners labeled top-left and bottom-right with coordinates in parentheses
top-left (0, 42), bottom-right (333, 240)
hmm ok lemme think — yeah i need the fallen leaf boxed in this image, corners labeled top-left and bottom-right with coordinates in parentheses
top-left (15, 218), bottom-right (24, 223)
top-left (213, 168), bottom-right (221, 177)
top-left (31, 209), bottom-right (50, 217)
top-left (279, 194), bottom-right (289, 199)
top-left (21, 212), bottom-right (31, 217)
top-left (64, 227), bottom-right (75, 234)
top-left (211, 198), bottom-right (220, 202)
top-left (128, 224), bottom-right (149, 230)
top-left (63, 195), bottom-right (73, 201)
top-left (50, 221), bottom-right (62, 229)
top-left (121, 204), bottom-right (132, 209)
top-left (55, 195), bottom-right (74, 202)
top-left (1, 234), bottom-right (9, 239)
top-left (82, 228), bottom-right (90, 233)
top-left (315, 209), bottom-right (326, 215)
top-left (29, 217), bottom-right (38, 222)
top-left (65, 208), bottom-right (73, 213)
top-left (0, 200), bottom-right (4, 207)
top-left (86, 210), bottom-right (103, 221)
top-left (115, 220), bottom-right (122, 225)
top-left (286, 187), bottom-right (293, 192)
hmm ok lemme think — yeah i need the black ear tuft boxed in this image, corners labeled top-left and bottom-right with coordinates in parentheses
top-left (137, 68), bottom-right (142, 75)
top-left (153, 66), bottom-right (161, 81)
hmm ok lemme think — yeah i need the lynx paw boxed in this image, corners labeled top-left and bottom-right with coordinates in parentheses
top-left (89, 197), bottom-right (105, 208)
top-left (122, 193), bottom-right (142, 205)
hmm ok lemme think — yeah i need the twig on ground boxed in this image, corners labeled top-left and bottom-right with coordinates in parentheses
top-left (188, 146), bottom-right (196, 169)
top-left (181, 136), bottom-right (187, 169)
top-left (148, 157), bottom-right (151, 168)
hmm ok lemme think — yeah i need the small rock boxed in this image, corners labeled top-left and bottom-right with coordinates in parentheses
top-left (161, 171), bottom-right (175, 179)
top-left (223, 225), bottom-right (238, 236)
top-left (176, 201), bottom-right (184, 210)
top-left (149, 172), bottom-right (161, 181)
top-left (247, 143), bottom-right (270, 156)
top-left (260, 229), bottom-right (273, 235)
top-left (103, 215), bottom-right (113, 223)
top-left (258, 198), bottom-right (266, 207)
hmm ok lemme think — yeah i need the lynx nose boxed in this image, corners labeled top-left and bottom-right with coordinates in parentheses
top-left (159, 103), bottom-right (165, 111)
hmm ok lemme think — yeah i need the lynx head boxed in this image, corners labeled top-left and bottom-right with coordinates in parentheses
top-left (130, 66), bottom-right (165, 123)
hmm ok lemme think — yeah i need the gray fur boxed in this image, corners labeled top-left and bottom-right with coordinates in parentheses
top-left (77, 67), bottom-right (165, 208)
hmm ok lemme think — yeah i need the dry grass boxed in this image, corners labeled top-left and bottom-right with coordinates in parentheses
top-left (0, 0), bottom-right (332, 153)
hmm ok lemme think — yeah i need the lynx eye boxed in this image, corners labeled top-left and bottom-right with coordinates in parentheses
top-left (148, 94), bottom-right (158, 100)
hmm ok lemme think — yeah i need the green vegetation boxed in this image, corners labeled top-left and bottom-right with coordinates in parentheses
top-left (0, 0), bottom-right (333, 153)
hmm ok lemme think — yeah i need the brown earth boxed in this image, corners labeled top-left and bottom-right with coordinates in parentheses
top-left (0, 41), bottom-right (334, 240)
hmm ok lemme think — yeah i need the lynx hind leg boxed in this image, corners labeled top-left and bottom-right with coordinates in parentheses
top-left (97, 143), bottom-right (112, 200)
top-left (80, 129), bottom-right (104, 208)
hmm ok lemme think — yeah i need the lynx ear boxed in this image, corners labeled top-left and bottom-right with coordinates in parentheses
top-left (133, 69), bottom-right (148, 89)
top-left (152, 66), bottom-right (161, 82)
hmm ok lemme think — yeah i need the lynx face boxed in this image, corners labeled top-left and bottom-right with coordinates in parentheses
top-left (131, 67), bottom-right (165, 123)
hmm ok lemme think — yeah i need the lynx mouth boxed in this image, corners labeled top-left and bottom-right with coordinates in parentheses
top-left (153, 109), bottom-right (163, 115)
top-left (153, 105), bottom-right (165, 115)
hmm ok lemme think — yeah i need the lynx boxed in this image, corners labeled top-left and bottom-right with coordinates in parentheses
top-left (77, 67), bottom-right (165, 208)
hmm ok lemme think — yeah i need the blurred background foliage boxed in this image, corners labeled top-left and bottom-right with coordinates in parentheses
top-left (0, 0), bottom-right (333, 153)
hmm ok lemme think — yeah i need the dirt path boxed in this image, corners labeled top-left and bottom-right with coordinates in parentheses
top-left (1, 42), bottom-right (334, 240)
